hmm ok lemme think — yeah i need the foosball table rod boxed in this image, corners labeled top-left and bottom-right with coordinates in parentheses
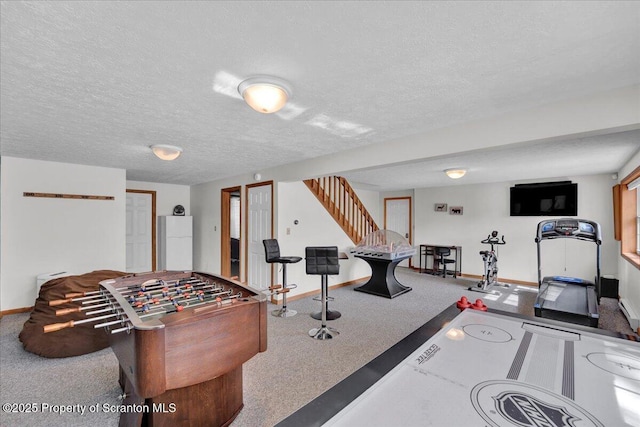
top-left (62, 278), bottom-right (204, 302)
top-left (94, 318), bottom-right (130, 329)
top-left (125, 283), bottom-right (226, 304)
top-left (104, 293), bottom-right (244, 335)
top-left (55, 281), bottom-right (209, 308)
top-left (55, 300), bottom-right (115, 316)
top-left (113, 278), bottom-right (203, 295)
top-left (43, 312), bottom-right (122, 333)
top-left (49, 293), bottom-right (109, 306)
top-left (84, 279), bottom-right (214, 304)
top-left (55, 278), bottom-right (209, 305)
top-left (128, 289), bottom-right (236, 314)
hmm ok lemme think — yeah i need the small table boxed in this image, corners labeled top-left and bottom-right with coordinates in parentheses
top-left (353, 254), bottom-right (413, 298)
top-left (419, 244), bottom-right (462, 277)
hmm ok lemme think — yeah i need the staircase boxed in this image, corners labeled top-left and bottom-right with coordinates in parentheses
top-left (303, 176), bottom-right (379, 244)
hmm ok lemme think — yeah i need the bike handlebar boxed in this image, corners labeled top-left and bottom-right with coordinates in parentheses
top-left (481, 231), bottom-right (506, 245)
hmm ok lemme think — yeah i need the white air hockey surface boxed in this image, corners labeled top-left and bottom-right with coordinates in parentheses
top-left (323, 309), bottom-right (640, 427)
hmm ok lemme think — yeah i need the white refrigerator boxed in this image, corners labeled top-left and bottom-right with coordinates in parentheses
top-left (158, 216), bottom-right (193, 270)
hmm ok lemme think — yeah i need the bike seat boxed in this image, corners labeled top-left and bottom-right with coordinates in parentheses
top-left (479, 250), bottom-right (490, 256)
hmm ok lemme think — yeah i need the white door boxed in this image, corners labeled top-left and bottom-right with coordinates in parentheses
top-left (385, 197), bottom-right (412, 267)
top-left (247, 184), bottom-right (272, 290)
top-left (126, 192), bottom-right (153, 273)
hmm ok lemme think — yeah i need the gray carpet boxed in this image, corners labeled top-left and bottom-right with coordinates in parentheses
top-left (0, 269), bottom-right (636, 427)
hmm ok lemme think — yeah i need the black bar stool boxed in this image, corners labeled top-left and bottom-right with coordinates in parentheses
top-left (263, 239), bottom-right (302, 317)
top-left (306, 246), bottom-right (340, 340)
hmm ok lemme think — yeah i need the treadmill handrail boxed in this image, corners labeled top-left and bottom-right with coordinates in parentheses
top-left (535, 218), bottom-right (602, 245)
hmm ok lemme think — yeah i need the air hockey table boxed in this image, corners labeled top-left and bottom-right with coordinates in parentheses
top-left (276, 304), bottom-right (640, 427)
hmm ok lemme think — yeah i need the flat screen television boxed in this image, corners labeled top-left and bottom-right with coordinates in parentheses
top-left (510, 181), bottom-right (577, 216)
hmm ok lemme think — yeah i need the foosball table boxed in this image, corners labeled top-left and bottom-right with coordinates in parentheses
top-left (44, 271), bottom-right (267, 427)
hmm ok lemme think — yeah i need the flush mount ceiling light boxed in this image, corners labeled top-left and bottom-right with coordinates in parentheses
top-left (445, 169), bottom-right (467, 179)
top-left (151, 144), bottom-right (183, 161)
top-left (238, 76), bottom-right (291, 114)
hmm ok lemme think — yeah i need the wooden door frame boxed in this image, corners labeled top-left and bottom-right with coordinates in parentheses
top-left (126, 189), bottom-right (157, 272)
top-left (221, 186), bottom-right (241, 278)
top-left (384, 196), bottom-right (413, 267)
top-left (245, 181), bottom-right (274, 287)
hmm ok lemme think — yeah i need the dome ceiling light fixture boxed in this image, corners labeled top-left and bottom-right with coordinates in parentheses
top-left (238, 76), bottom-right (291, 114)
top-left (445, 168), bottom-right (467, 179)
top-left (150, 144), bottom-right (183, 161)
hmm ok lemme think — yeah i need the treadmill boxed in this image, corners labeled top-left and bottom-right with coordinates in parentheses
top-left (533, 218), bottom-right (601, 327)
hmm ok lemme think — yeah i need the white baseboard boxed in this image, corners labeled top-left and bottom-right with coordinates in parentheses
top-left (618, 298), bottom-right (640, 331)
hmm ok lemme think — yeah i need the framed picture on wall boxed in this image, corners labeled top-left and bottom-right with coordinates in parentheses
top-left (434, 203), bottom-right (447, 212)
top-left (450, 206), bottom-right (463, 215)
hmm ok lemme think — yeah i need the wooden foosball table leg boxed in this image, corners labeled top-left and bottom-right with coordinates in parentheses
top-left (140, 366), bottom-right (244, 427)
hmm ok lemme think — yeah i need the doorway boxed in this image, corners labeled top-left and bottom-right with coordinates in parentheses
top-left (246, 182), bottom-right (273, 290)
top-left (126, 189), bottom-right (157, 272)
top-left (384, 197), bottom-right (412, 267)
top-left (221, 186), bottom-right (241, 279)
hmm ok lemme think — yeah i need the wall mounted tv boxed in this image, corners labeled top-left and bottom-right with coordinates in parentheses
top-left (510, 181), bottom-right (577, 216)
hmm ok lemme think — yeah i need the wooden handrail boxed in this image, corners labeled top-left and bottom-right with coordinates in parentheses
top-left (303, 176), bottom-right (379, 244)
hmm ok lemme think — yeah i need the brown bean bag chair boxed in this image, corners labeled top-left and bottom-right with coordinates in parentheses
top-left (19, 270), bottom-right (127, 358)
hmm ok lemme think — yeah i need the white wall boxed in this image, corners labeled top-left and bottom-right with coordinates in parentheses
top-left (617, 150), bottom-right (640, 317)
top-left (276, 181), bottom-right (380, 296)
top-left (0, 157), bottom-right (126, 310)
top-left (192, 171), bottom-right (620, 295)
top-left (414, 174), bottom-right (617, 284)
top-left (190, 177), bottom-right (234, 276)
top-left (126, 180), bottom-right (191, 217)
top-left (190, 175), bottom-right (381, 290)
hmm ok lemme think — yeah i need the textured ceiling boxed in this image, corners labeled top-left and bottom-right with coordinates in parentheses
top-left (342, 130), bottom-right (640, 191)
top-left (1, 1), bottom-right (639, 187)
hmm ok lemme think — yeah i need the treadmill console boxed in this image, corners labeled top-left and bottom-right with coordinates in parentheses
top-left (556, 219), bottom-right (580, 235)
top-left (538, 218), bottom-right (600, 243)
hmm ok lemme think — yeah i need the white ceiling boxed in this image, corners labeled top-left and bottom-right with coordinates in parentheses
top-left (342, 130), bottom-right (640, 191)
top-left (1, 1), bottom-right (639, 188)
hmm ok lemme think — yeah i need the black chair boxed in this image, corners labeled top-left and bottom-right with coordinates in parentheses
top-left (434, 246), bottom-right (456, 278)
top-left (263, 239), bottom-right (302, 317)
top-left (306, 246), bottom-right (340, 340)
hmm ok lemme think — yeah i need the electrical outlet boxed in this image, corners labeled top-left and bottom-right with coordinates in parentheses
top-left (286, 227), bottom-right (291, 235)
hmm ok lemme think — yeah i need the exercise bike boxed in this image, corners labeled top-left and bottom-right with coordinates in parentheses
top-left (469, 231), bottom-right (509, 294)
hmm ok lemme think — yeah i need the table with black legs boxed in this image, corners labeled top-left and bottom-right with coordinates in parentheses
top-left (419, 244), bottom-right (462, 276)
top-left (352, 254), bottom-right (413, 298)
